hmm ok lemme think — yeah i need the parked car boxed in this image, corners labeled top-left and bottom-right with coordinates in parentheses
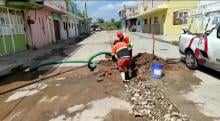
top-left (179, 23), bottom-right (220, 71)
top-left (95, 27), bottom-right (102, 31)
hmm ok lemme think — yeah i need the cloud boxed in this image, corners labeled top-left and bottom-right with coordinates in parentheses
top-left (98, 1), bottom-right (138, 12)
top-left (122, 1), bottom-right (138, 7)
top-left (75, 1), bottom-right (138, 21)
top-left (98, 4), bottom-right (116, 12)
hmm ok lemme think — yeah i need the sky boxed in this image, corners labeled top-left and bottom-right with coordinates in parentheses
top-left (75, 0), bottom-right (137, 22)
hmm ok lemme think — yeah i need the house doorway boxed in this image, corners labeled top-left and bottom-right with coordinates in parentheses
top-left (53, 20), bottom-right (61, 41)
top-left (48, 17), bottom-right (55, 43)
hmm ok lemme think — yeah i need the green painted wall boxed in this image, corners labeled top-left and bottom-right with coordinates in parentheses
top-left (14, 34), bottom-right (27, 51)
top-left (4, 35), bottom-right (14, 53)
top-left (0, 34), bottom-right (26, 55)
top-left (51, 12), bottom-right (61, 20)
top-left (0, 37), bottom-right (5, 54)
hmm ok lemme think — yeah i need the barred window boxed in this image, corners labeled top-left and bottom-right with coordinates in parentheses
top-left (154, 17), bottom-right (159, 24)
top-left (173, 11), bottom-right (188, 25)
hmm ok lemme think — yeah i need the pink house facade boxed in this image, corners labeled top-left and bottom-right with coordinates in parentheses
top-left (24, 0), bottom-right (72, 48)
top-left (25, 8), bottom-right (51, 48)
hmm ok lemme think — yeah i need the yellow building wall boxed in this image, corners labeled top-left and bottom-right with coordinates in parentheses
top-left (143, 10), bottom-right (167, 34)
top-left (162, 0), bottom-right (198, 35)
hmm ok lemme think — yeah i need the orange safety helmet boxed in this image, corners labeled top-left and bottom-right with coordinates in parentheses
top-left (117, 31), bottom-right (123, 38)
top-left (123, 36), bottom-right (129, 44)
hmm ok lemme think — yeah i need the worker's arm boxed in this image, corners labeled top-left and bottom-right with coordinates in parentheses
top-left (112, 46), bottom-right (116, 55)
top-left (111, 46), bottom-right (118, 62)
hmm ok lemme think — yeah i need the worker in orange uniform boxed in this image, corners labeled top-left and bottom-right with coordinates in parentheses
top-left (112, 40), bottom-right (132, 82)
top-left (116, 31), bottom-right (133, 58)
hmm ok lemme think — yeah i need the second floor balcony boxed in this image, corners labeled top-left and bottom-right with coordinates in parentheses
top-left (5, 0), bottom-right (44, 9)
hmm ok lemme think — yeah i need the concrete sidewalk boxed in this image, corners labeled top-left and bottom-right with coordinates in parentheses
top-left (130, 32), bottom-right (179, 42)
top-left (0, 37), bottom-right (83, 77)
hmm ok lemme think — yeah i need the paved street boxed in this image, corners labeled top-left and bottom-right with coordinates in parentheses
top-left (58, 30), bottom-right (180, 67)
top-left (0, 31), bottom-right (220, 121)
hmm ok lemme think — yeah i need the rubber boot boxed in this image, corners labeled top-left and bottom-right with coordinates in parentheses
top-left (128, 68), bottom-right (133, 79)
top-left (121, 72), bottom-right (129, 82)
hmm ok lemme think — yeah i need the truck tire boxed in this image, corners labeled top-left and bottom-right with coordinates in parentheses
top-left (185, 51), bottom-right (198, 69)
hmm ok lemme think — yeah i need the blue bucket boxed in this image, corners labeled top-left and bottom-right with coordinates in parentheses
top-left (151, 63), bottom-right (164, 79)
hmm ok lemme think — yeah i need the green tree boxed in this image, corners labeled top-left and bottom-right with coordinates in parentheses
top-left (97, 18), bottom-right (104, 23)
top-left (114, 21), bottom-right (121, 29)
top-left (111, 18), bottom-right (115, 23)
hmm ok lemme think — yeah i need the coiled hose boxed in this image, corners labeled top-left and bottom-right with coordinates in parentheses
top-left (25, 51), bottom-right (112, 72)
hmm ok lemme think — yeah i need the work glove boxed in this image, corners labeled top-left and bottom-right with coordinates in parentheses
top-left (130, 42), bottom-right (134, 49)
top-left (112, 55), bottom-right (117, 62)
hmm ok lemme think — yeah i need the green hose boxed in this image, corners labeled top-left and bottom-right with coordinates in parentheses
top-left (87, 51), bottom-right (112, 71)
top-left (25, 51), bottom-right (112, 72)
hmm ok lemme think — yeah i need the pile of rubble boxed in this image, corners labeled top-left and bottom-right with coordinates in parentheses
top-left (125, 80), bottom-right (189, 121)
top-left (125, 52), bottom-right (189, 121)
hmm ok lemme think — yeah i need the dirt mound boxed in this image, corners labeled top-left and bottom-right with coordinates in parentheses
top-left (95, 60), bottom-right (116, 82)
top-left (133, 52), bottom-right (186, 72)
top-left (98, 59), bottom-right (116, 67)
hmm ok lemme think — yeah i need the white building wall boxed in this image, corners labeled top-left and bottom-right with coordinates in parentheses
top-left (60, 16), bottom-right (80, 39)
top-left (61, 16), bottom-right (68, 40)
top-left (195, 1), bottom-right (220, 32)
top-left (75, 19), bottom-right (79, 36)
top-left (46, 0), bottom-right (80, 38)
top-left (68, 18), bottom-right (75, 38)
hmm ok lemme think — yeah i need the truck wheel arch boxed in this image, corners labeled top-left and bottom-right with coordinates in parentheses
top-left (185, 47), bottom-right (194, 54)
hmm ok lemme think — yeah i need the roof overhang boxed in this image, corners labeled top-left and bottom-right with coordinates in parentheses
top-left (0, 5), bottom-right (21, 11)
top-left (137, 7), bottom-right (168, 18)
top-left (44, 2), bottom-right (67, 14)
top-left (126, 16), bottom-right (137, 20)
top-left (61, 12), bottom-right (82, 20)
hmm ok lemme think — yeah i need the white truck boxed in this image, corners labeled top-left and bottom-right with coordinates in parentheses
top-left (179, 23), bottom-right (220, 71)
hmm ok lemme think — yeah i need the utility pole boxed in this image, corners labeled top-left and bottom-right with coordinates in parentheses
top-left (124, 4), bottom-right (126, 33)
top-left (84, 0), bottom-right (88, 33)
top-left (152, 0), bottom-right (153, 8)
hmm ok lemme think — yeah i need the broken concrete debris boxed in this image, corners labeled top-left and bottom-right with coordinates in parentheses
top-left (125, 79), bottom-right (189, 121)
top-left (123, 52), bottom-right (189, 121)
